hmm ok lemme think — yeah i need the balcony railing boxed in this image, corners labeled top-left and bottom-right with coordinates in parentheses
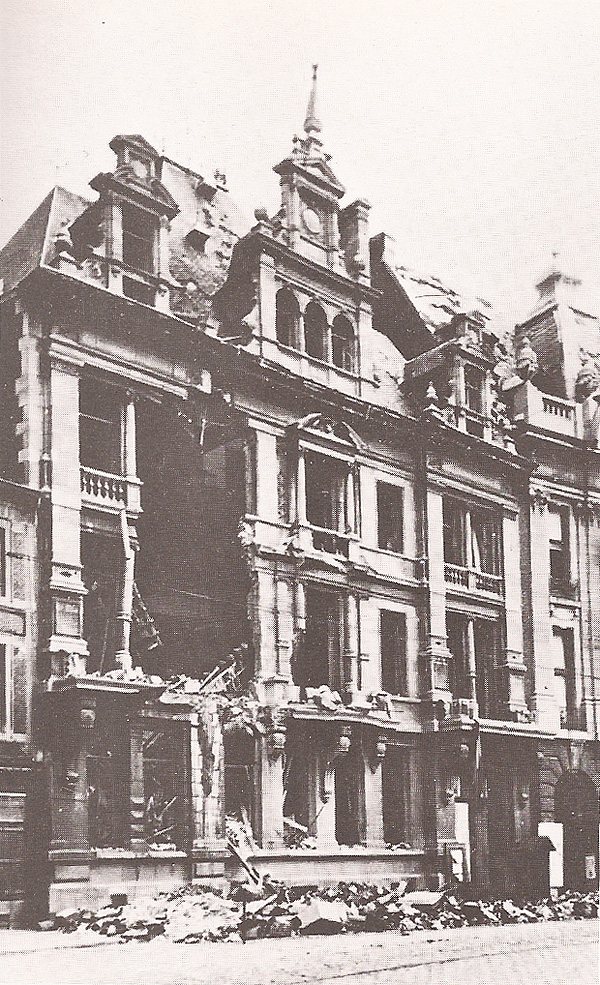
top-left (444, 563), bottom-right (503, 595)
top-left (80, 466), bottom-right (142, 512)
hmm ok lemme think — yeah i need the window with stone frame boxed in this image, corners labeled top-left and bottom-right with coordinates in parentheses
top-left (122, 203), bottom-right (156, 274)
top-left (304, 301), bottom-right (328, 362)
top-left (443, 498), bottom-right (502, 576)
top-left (335, 746), bottom-right (365, 846)
top-left (305, 451), bottom-right (353, 555)
top-left (446, 611), bottom-right (504, 718)
top-left (380, 609), bottom-right (408, 696)
top-left (331, 314), bottom-right (355, 372)
top-left (548, 506), bottom-right (570, 594)
top-left (79, 379), bottom-right (123, 475)
top-left (552, 626), bottom-right (578, 728)
top-left (377, 482), bottom-right (404, 553)
top-left (296, 587), bottom-right (346, 693)
top-left (275, 288), bottom-right (300, 349)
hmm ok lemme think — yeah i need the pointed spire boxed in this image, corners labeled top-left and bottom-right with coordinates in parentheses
top-left (304, 64), bottom-right (322, 135)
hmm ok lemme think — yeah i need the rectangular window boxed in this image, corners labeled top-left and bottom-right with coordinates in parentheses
top-left (122, 204), bottom-right (156, 274)
top-left (553, 627), bottom-right (577, 728)
top-left (298, 587), bottom-right (344, 692)
top-left (446, 612), bottom-right (503, 718)
top-left (377, 483), bottom-right (404, 553)
top-left (548, 506), bottom-right (570, 593)
top-left (79, 379), bottom-right (123, 474)
top-left (380, 610), bottom-right (407, 695)
top-left (443, 500), bottom-right (467, 567)
top-left (305, 452), bottom-right (350, 555)
top-left (443, 499), bottom-right (502, 577)
top-left (143, 726), bottom-right (190, 849)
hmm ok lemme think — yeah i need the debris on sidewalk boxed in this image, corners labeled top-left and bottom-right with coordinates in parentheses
top-left (49, 885), bottom-right (599, 944)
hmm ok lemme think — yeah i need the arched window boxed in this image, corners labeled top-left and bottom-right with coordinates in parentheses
top-left (332, 315), bottom-right (355, 372)
top-left (275, 288), bottom-right (299, 348)
top-left (304, 302), bottom-right (328, 362)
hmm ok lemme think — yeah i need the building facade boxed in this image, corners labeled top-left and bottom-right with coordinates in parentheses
top-left (0, 73), bottom-right (599, 917)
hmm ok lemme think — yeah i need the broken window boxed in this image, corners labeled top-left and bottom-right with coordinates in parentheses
top-left (122, 203), bottom-right (155, 274)
top-left (377, 482), bottom-right (404, 553)
top-left (443, 499), bottom-right (502, 577)
top-left (82, 533), bottom-right (121, 674)
top-left (331, 314), bottom-right (355, 372)
top-left (305, 451), bottom-right (351, 555)
top-left (142, 726), bottom-right (190, 849)
top-left (382, 746), bottom-right (409, 846)
top-left (87, 717), bottom-right (129, 849)
top-left (380, 610), bottom-right (407, 696)
top-left (463, 365), bottom-right (485, 436)
top-left (553, 627), bottom-right (577, 728)
top-left (297, 587), bottom-right (345, 693)
top-left (275, 288), bottom-right (299, 349)
top-left (283, 735), bottom-right (311, 837)
top-left (548, 506), bottom-right (570, 594)
top-left (224, 728), bottom-right (255, 835)
top-left (79, 379), bottom-right (123, 474)
top-left (304, 301), bottom-right (328, 362)
top-left (446, 612), bottom-right (503, 718)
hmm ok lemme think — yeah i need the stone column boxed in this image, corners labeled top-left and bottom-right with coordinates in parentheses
top-left (466, 617), bottom-right (478, 707)
top-left (48, 359), bottom-right (87, 671)
top-left (258, 253), bottom-right (277, 342)
top-left (529, 491), bottom-right (556, 730)
top-left (501, 511), bottom-right (528, 717)
top-left (255, 429), bottom-right (278, 522)
top-left (420, 489), bottom-right (452, 704)
top-left (345, 593), bottom-right (360, 695)
top-left (258, 736), bottom-right (285, 850)
top-left (129, 723), bottom-right (145, 849)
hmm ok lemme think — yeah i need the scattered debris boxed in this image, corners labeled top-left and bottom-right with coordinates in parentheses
top-left (49, 884), bottom-right (599, 943)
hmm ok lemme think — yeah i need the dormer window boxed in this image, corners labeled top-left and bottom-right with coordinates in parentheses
top-left (464, 365), bottom-right (484, 415)
top-left (122, 204), bottom-right (156, 274)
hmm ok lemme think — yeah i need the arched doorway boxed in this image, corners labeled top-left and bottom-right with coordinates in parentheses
top-left (554, 770), bottom-right (599, 890)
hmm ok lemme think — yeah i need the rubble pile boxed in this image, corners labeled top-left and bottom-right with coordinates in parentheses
top-left (50, 884), bottom-right (599, 943)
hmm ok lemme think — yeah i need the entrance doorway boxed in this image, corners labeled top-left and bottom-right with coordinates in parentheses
top-left (554, 770), bottom-right (599, 890)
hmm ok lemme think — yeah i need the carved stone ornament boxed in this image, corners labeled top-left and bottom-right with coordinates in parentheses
top-left (574, 354), bottom-right (600, 403)
top-left (530, 487), bottom-right (549, 511)
top-left (515, 337), bottom-right (538, 381)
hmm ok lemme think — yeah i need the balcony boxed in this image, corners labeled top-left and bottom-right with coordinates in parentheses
top-left (444, 563), bottom-right (503, 595)
top-left (80, 466), bottom-right (142, 513)
top-left (309, 524), bottom-right (350, 558)
top-left (512, 381), bottom-right (580, 438)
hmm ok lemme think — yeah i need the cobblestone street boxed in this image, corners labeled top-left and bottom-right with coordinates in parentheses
top-left (1, 920), bottom-right (597, 985)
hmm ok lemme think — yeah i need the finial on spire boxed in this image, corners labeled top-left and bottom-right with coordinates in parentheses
top-left (304, 63), bottom-right (322, 135)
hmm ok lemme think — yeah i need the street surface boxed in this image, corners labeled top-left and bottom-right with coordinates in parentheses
top-left (0, 919), bottom-right (598, 985)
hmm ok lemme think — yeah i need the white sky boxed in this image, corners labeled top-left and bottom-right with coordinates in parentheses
top-left (1, 0), bottom-right (599, 323)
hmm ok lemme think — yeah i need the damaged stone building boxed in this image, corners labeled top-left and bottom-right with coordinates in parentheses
top-left (0, 72), bottom-right (599, 921)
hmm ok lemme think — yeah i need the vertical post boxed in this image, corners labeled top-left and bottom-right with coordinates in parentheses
top-left (130, 723), bottom-right (145, 849)
top-left (466, 617), bottom-right (478, 709)
top-left (364, 752), bottom-right (384, 848)
top-left (345, 593), bottom-right (360, 695)
top-left (421, 488), bottom-right (452, 703)
top-left (258, 736), bottom-right (285, 849)
top-left (530, 492), bottom-right (556, 729)
top-left (114, 509), bottom-right (134, 673)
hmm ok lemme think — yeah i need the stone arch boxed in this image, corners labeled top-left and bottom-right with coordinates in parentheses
top-left (275, 288), bottom-right (300, 349)
top-left (304, 301), bottom-right (328, 362)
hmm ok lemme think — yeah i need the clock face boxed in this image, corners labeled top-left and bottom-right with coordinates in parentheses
top-left (302, 207), bottom-right (322, 236)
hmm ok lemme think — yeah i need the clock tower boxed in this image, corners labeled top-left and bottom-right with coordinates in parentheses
top-left (274, 66), bottom-right (348, 273)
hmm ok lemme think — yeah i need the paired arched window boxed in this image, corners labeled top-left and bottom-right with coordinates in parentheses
top-left (332, 314), bottom-right (354, 372)
top-left (304, 301), bottom-right (328, 362)
top-left (275, 288), bottom-right (299, 348)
